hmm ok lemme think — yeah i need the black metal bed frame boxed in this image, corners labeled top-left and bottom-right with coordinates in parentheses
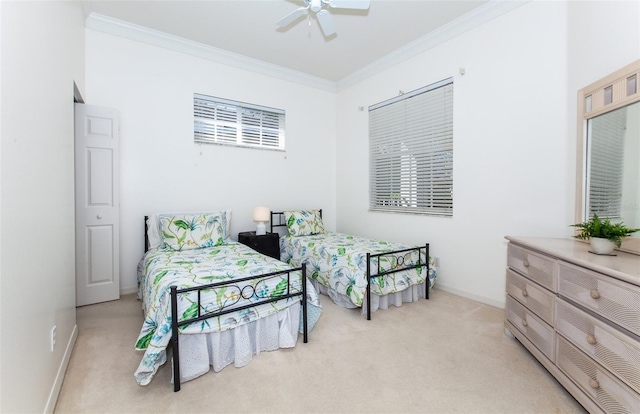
top-left (270, 210), bottom-right (430, 320)
top-left (144, 216), bottom-right (308, 392)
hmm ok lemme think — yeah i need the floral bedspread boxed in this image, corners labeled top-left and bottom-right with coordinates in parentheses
top-left (134, 241), bottom-right (321, 386)
top-left (280, 232), bottom-right (437, 307)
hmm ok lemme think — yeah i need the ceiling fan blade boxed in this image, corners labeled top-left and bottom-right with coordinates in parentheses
top-left (276, 7), bottom-right (309, 27)
top-left (316, 10), bottom-right (336, 36)
top-left (328, 0), bottom-right (370, 10)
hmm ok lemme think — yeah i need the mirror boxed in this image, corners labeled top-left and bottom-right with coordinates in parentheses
top-left (586, 101), bottom-right (640, 227)
top-left (576, 60), bottom-right (640, 255)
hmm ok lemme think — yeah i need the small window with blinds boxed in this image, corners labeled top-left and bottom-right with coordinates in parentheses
top-left (369, 78), bottom-right (453, 216)
top-left (194, 93), bottom-right (285, 150)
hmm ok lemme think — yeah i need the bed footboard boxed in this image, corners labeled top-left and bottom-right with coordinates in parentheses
top-left (169, 264), bottom-right (308, 392)
top-left (366, 244), bottom-right (430, 320)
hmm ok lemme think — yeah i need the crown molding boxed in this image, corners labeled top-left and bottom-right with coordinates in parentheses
top-left (336, 0), bottom-right (529, 91)
top-left (85, 1), bottom-right (528, 94)
top-left (85, 13), bottom-right (338, 93)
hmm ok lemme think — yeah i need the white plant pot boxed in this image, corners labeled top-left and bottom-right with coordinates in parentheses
top-left (590, 237), bottom-right (616, 255)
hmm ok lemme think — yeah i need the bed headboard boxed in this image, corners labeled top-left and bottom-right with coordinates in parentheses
top-left (270, 209), bottom-right (322, 233)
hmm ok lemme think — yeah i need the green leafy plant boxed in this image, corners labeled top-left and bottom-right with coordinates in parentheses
top-left (571, 214), bottom-right (640, 247)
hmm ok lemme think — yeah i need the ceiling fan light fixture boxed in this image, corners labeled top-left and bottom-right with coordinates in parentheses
top-left (309, 0), bottom-right (323, 13)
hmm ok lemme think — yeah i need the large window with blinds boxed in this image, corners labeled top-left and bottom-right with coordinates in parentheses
top-left (194, 93), bottom-right (285, 150)
top-left (369, 78), bottom-right (453, 216)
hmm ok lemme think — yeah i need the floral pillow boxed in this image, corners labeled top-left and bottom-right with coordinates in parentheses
top-left (284, 210), bottom-right (326, 236)
top-left (147, 210), bottom-right (232, 250)
top-left (159, 212), bottom-right (226, 250)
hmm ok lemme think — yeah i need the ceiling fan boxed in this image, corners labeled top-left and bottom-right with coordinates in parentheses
top-left (276, 0), bottom-right (371, 37)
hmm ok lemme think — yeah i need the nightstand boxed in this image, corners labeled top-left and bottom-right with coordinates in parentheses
top-left (237, 231), bottom-right (280, 260)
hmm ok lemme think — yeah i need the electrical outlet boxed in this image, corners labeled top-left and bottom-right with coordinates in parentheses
top-left (50, 326), bottom-right (56, 352)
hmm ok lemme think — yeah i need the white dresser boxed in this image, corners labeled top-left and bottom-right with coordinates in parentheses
top-left (504, 237), bottom-right (640, 413)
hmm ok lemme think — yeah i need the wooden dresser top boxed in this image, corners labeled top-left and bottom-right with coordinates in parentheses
top-left (506, 237), bottom-right (640, 287)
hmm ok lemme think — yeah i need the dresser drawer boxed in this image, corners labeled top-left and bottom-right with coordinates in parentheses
top-left (556, 299), bottom-right (640, 394)
top-left (558, 262), bottom-right (640, 336)
top-left (507, 244), bottom-right (556, 292)
top-left (506, 269), bottom-right (555, 325)
top-left (556, 335), bottom-right (640, 413)
top-left (505, 295), bottom-right (555, 361)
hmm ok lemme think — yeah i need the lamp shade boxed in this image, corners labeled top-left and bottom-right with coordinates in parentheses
top-left (253, 206), bottom-right (270, 222)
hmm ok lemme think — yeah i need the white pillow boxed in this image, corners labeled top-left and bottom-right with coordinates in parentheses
top-left (146, 210), bottom-right (232, 250)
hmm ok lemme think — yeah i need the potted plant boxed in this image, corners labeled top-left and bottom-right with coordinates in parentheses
top-left (571, 214), bottom-right (640, 254)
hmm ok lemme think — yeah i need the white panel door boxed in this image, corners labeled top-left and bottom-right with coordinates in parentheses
top-left (75, 103), bottom-right (120, 306)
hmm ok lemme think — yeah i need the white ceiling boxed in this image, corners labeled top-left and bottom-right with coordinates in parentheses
top-left (83, 0), bottom-right (520, 84)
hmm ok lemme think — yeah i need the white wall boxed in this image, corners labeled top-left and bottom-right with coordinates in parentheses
top-left (567, 0), bottom-right (640, 91)
top-left (336, 0), bottom-right (640, 307)
top-left (84, 31), bottom-right (337, 294)
top-left (0, 1), bottom-right (85, 413)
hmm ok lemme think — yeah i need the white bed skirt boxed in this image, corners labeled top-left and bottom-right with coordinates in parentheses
top-left (173, 302), bottom-right (301, 384)
top-left (309, 279), bottom-right (428, 316)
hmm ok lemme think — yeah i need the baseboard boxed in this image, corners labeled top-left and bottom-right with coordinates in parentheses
top-left (120, 286), bottom-right (138, 295)
top-left (434, 284), bottom-right (505, 309)
top-left (44, 324), bottom-right (78, 414)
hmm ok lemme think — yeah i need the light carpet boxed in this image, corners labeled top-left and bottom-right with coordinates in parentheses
top-left (54, 289), bottom-right (585, 413)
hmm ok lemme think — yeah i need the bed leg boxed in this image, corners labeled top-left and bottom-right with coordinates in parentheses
top-left (366, 252), bottom-right (371, 320)
top-left (170, 286), bottom-right (181, 392)
top-left (425, 244), bottom-right (430, 300)
top-left (302, 264), bottom-right (308, 343)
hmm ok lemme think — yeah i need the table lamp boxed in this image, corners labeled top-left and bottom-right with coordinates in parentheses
top-left (253, 206), bottom-right (270, 235)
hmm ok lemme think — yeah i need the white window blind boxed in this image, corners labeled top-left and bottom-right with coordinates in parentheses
top-left (586, 108), bottom-right (626, 220)
top-left (194, 93), bottom-right (285, 150)
top-left (369, 78), bottom-right (453, 216)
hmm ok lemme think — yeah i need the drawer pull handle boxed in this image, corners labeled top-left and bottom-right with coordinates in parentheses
top-left (590, 289), bottom-right (601, 299)
top-left (522, 289), bottom-right (528, 297)
top-left (589, 378), bottom-right (600, 389)
top-left (521, 319), bottom-right (528, 327)
top-left (586, 334), bottom-right (597, 345)
top-left (523, 259), bottom-right (530, 268)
